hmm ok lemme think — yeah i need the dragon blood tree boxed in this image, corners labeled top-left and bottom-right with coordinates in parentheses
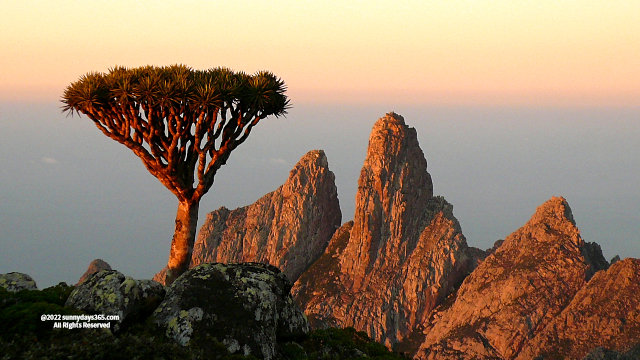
top-left (62, 65), bottom-right (289, 285)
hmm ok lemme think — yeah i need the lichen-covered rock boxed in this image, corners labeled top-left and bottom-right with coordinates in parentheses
top-left (415, 197), bottom-right (609, 360)
top-left (77, 259), bottom-right (112, 285)
top-left (517, 258), bottom-right (640, 360)
top-left (153, 262), bottom-right (310, 360)
top-left (65, 270), bottom-right (165, 332)
top-left (0, 272), bottom-right (37, 292)
top-left (293, 113), bottom-right (471, 349)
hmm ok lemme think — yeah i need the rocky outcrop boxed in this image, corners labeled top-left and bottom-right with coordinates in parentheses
top-left (153, 262), bottom-right (309, 360)
top-left (154, 150), bottom-right (341, 285)
top-left (293, 113), bottom-right (471, 348)
top-left (77, 259), bottom-right (112, 285)
top-left (610, 255), bottom-right (621, 265)
top-left (467, 240), bottom-right (505, 270)
top-left (415, 197), bottom-right (609, 360)
top-left (0, 272), bottom-right (37, 292)
top-left (65, 270), bottom-right (165, 332)
top-left (517, 258), bottom-right (640, 360)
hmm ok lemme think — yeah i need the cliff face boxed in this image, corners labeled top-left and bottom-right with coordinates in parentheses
top-left (146, 111), bottom-right (639, 358)
top-left (189, 150), bottom-right (342, 284)
top-left (339, 112), bottom-right (434, 291)
top-left (416, 197), bottom-right (609, 360)
top-left (293, 113), bottom-right (471, 347)
top-left (518, 257), bottom-right (640, 360)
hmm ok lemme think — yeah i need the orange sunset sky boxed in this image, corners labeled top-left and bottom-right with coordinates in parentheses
top-left (1, 0), bottom-right (639, 106)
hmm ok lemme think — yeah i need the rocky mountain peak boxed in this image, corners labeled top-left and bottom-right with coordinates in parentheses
top-left (281, 150), bottom-right (330, 197)
top-left (294, 113), bottom-right (470, 348)
top-left (174, 149), bottom-right (342, 285)
top-left (516, 257), bottom-right (640, 360)
top-left (529, 195), bottom-right (576, 231)
top-left (379, 111), bottom-right (406, 124)
top-left (416, 196), bottom-right (609, 359)
top-left (77, 259), bottom-right (112, 285)
top-left (340, 112), bottom-right (434, 291)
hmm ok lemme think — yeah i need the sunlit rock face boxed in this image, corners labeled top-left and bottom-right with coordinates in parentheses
top-left (154, 150), bottom-right (341, 285)
top-left (517, 257), bottom-right (640, 360)
top-left (191, 149), bottom-right (341, 283)
top-left (415, 197), bottom-right (610, 360)
top-left (76, 259), bottom-right (112, 285)
top-left (293, 112), bottom-right (471, 348)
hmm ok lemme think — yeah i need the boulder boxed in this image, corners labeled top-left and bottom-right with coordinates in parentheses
top-left (65, 270), bottom-right (165, 332)
top-left (0, 272), bottom-right (37, 292)
top-left (153, 262), bottom-right (309, 360)
top-left (77, 259), bottom-right (112, 285)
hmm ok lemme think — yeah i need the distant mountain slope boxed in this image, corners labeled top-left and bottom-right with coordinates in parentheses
top-left (518, 257), bottom-right (640, 360)
top-left (416, 197), bottom-right (609, 359)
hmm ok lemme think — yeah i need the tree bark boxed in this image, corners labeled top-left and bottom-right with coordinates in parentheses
top-left (165, 200), bottom-right (200, 285)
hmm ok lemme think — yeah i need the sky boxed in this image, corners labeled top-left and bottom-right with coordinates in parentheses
top-left (1, 1), bottom-right (639, 288)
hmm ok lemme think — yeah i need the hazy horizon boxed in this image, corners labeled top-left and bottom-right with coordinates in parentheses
top-left (1, 101), bottom-right (638, 288)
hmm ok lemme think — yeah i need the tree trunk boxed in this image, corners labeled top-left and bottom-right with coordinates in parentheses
top-left (165, 200), bottom-right (200, 285)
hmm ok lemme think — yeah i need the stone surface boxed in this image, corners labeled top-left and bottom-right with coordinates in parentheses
top-left (610, 255), bottom-right (621, 265)
top-left (154, 150), bottom-right (341, 285)
top-left (415, 197), bottom-right (609, 360)
top-left (466, 240), bottom-right (504, 271)
top-left (292, 220), bottom-right (354, 330)
top-left (65, 270), bottom-right (165, 332)
top-left (581, 344), bottom-right (640, 360)
top-left (152, 262), bottom-right (309, 360)
top-left (77, 259), bottom-right (112, 285)
top-left (467, 247), bottom-right (490, 270)
top-left (293, 112), bottom-right (471, 348)
top-left (0, 272), bottom-right (37, 292)
top-left (517, 258), bottom-right (640, 360)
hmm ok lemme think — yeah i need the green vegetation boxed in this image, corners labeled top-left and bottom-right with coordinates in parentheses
top-left (0, 286), bottom-right (408, 359)
top-left (0, 283), bottom-right (82, 341)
